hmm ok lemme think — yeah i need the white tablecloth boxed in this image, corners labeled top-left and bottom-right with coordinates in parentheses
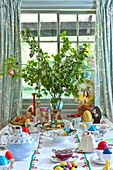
top-left (0, 118), bottom-right (113, 170)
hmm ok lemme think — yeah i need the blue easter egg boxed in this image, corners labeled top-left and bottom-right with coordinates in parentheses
top-left (103, 147), bottom-right (112, 154)
top-left (0, 156), bottom-right (10, 166)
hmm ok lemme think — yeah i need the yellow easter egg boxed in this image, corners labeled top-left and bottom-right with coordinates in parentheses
top-left (71, 167), bottom-right (75, 170)
top-left (81, 123), bottom-right (87, 128)
top-left (25, 119), bottom-right (30, 123)
top-left (60, 162), bottom-right (67, 167)
top-left (57, 125), bottom-right (61, 128)
top-left (55, 167), bottom-right (63, 170)
top-left (83, 110), bottom-right (93, 122)
top-left (71, 161), bottom-right (77, 168)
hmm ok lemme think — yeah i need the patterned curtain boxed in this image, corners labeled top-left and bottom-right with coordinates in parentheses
top-left (95, 0), bottom-right (113, 121)
top-left (0, 0), bottom-right (22, 127)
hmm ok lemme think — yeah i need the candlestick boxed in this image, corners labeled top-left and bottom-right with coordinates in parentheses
top-left (33, 90), bottom-right (36, 116)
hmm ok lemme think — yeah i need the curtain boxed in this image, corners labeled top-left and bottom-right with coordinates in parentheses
top-left (95, 0), bottom-right (113, 121)
top-left (0, 0), bottom-right (22, 127)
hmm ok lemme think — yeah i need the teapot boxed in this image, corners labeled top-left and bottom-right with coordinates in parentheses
top-left (1, 129), bottom-right (38, 160)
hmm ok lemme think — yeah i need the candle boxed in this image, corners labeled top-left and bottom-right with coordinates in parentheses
top-left (84, 96), bottom-right (86, 103)
top-left (33, 90), bottom-right (36, 116)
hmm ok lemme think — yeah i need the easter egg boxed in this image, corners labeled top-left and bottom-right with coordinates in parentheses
top-left (65, 168), bottom-right (70, 170)
top-left (83, 110), bottom-right (93, 122)
top-left (5, 151), bottom-right (14, 160)
top-left (71, 161), bottom-right (77, 168)
top-left (60, 162), bottom-right (67, 167)
top-left (54, 165), bottom-right (61, 169)
top-left (25, 119), bottom-right (30, 124)
top-left (63, 166), bottom-right (67, 169)
top-left (9, 70), bottom-right (14, 76)
top-left (0, 156), bottom-right (10, 166)
top-left (57, 125), bottom-right (61, 128)
top-left (71, 167), bottom-right (75, 170)
top-left (55, 167), bottom-right (64, 170)
top-left (22, 127), bottom-right (30, 134)
top-left (67, 162), bottom-right (72, 168)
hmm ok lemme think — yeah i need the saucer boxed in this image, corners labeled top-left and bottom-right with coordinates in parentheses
top-left (75, 147), bottom-right (95, 153)
top-left (91, 155), bottom-right (105, 165)
top-left (50, 155), bottom-right (79, 163)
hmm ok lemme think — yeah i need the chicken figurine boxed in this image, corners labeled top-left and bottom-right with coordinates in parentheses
top-left (5, 151), bottom-right (14, 169)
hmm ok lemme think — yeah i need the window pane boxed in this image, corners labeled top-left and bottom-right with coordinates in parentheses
top-left (82, 71), bottom-right (95, 82)
top-left (79, 43), bottom-right (95, 70)
top-left (60, 43), bottom-right (77, 49)
top-left (40, 14), bottom-right (57, 41)
top-left (60, 14), bottom-right (77, 41)
top-left (21, 14), bottom-right (38, 39)
top-left (79, 14), bottom-right (96, 41)
top-left (40, 42), bottom-right (57, 56)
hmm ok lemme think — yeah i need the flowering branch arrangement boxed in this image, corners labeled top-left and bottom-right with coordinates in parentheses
top-left (0, 28), bottom-right (92, 101)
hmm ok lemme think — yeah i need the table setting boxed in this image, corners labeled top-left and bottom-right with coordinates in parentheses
top-left (1, 109), bottom-right (113, 170)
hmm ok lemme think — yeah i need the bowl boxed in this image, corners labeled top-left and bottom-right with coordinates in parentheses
top-left (27, 122), bottom-right (40, 132)
top-left (82, 121), bottom-right (93, 128)
top-left (44, 129), bottom-right (76, 143)
top-left (52, 149), bottom-right (73, 161)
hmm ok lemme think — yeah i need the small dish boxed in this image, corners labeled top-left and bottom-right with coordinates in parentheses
top-left (75, 147), bottom-right (95, 153)
top-left (50, 155), bottom-right (79, 163)
top-left (91, 155), bottom-right (105, 165)
top-left (27, 122), bottom-right (40, 133)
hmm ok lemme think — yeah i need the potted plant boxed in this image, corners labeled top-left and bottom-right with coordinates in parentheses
top-left (0, 28), bottom-right (92, 109)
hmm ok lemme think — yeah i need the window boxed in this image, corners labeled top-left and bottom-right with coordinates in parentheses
top-left (21, 11), bottom-right (96, 99)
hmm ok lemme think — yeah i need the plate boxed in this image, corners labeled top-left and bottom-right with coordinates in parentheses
top-left (50, 155), bottom-right (79, 163)
top-left (10, 120), bottom-right (25, 126)
top-left (104, 138), bottom-right (113, 145)
top-left (75, 147), bottom-right (95, 153)
top-left (91, 155), bottom-right (105, 165)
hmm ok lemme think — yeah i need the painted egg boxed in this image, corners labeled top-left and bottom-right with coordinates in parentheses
top-left (54, 165), bottom-right (60, 169)
top-left (65, 168), bottom-right (70, 170)
top-left (0, 156), bottom-right (10, 166)
top-left (5, 151), bottom-right (14, 160)
top-left (9, 70), bottom-right (14, 76)
top-left (71, 161), bottom-right (77, 167)
top-left (60, 162), bottom-right (67, 167)
top-left (71, 167), bottom-right (75, 170)
top-left (67, 162), bottom-right (72, 168)
top-left (57, 125), bottom-right (61, 128)
top-left (55, 167), bottom-right (64, 170)
top-left (63, 166), bottom-right (67, 170)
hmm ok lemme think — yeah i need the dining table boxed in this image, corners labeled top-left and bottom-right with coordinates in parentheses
top-left (0, 117), bottom-right (113, 170)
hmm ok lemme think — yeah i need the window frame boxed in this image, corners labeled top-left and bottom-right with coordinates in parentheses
top-left (21, 10), bottom-right (96, 99)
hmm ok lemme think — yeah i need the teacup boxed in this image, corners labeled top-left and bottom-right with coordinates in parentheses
top-left (63, 119), bottom-right (73, 129)
top-left (95, 148), bottom-right (105, 162)
top-left (8, 124), bottom-right (22, 135)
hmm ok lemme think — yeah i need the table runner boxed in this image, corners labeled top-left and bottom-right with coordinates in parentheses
top-left (28, 133), bottom-right (91, 170)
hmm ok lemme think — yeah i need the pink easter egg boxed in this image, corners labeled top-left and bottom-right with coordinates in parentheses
top-left (67, 162), bottom-right (72, 168)
top-left (65, 168), bottom-right (70, 170)
top-left (9, 70), bottom-right (14, 76)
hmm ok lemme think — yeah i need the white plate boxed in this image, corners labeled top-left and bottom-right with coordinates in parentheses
top-left (75, 147), bottom-right (95, 153)
top-left (50, 155), bottom-right (79, 163)
top-left (91, 155), bottom-right (105, 165)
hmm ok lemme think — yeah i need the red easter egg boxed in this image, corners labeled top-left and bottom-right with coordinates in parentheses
top-left (22, 127), bottom-right (30, 134)
top-left (97, 141), bottom-right (109, 150)
top-left (9, 70), bottom-right (14, 76)
top-left (5, 151), bottom-right (14, 160)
